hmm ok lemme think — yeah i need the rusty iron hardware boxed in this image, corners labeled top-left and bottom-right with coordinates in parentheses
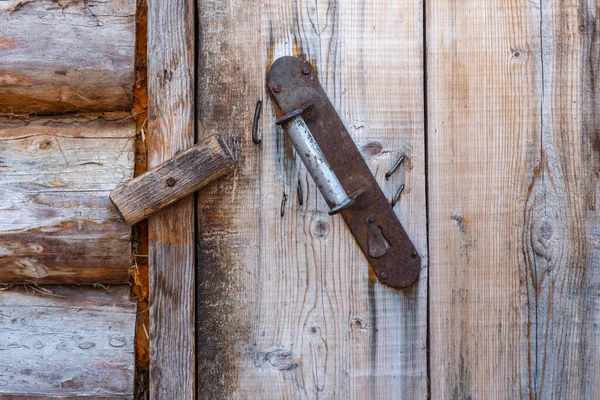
top-left (267, 56), bottom-right (420, 288)
top-left (392, 184), bottom-right (405, 208)
top-left (276, 101), bottom-right (364, 215)
top-left (385, 154), bottom-right (406, 180)
top-left (252, 100), bottom-right (263, 145)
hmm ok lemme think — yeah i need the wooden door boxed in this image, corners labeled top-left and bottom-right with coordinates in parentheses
top-left (146, 0), bottom-right (600, 399)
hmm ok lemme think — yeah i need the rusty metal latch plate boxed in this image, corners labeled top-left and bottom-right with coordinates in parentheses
top-left (267, 56), bottom-right (420, 288)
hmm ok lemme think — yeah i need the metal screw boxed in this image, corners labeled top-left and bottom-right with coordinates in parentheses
top-left (302, 64), bottom-right (311, 75)
top-left (380, 271), bottom-right (388, 280)
top-left (272, 84), bottom-right (282, 93)
top-left (166, 177), bottom-right (177, 187)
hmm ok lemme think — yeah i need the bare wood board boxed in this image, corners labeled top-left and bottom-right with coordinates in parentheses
top-left (146, 0), bottom-right (196, 397)
top-left (427, 0), bottom-right (600, 397)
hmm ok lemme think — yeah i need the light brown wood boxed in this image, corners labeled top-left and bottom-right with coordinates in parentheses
top-left (0, 285), bottom-right (136, 398)
top-left (196, 0), bottom-right (427, 398)
top-left (0, 115), bottom-right (135, 284)
top-left (110, 135), bottom-right (235, 225)
top-left (147, 0), bottom-right (195, 397)
top-left (427, 0), bottom-right (600, 398)
top-left (0, 0), bottom-right (135, 116)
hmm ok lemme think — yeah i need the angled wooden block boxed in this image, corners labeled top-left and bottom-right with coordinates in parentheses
top-left (0, 285), bottom-right (136, 398)
top-left (0, 115), bottom-right (135, 284)
top-left (110, 134), bottom-right (236, 225)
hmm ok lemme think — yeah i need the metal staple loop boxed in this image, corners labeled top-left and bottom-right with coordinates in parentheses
top-left (252, 100), bottom-right (263, 145)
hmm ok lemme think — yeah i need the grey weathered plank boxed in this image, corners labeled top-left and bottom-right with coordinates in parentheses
top-left (111, 135), bottom-right (235, 225)
top-left (0, 0), bottom-right (135, 115)
top-left (0, 285), bottom-right (136, 398)
top-left (147, 0), bottom-right (196, 397)
top-left (427, 0), bottom-right (600, 397)
top-left (196, 0), bottom-right (427, 398)
top-left (534, 0), bottom-right (600, 397)
top-left (0, 115), bottom-right (135, 284)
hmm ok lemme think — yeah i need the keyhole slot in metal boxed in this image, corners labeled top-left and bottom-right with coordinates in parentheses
top-left (366, 216), bottom-right (390, 258)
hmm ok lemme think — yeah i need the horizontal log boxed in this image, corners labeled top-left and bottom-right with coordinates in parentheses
top-left (110, 135), bottom-right (236, 225)
top-left (0, 285), bottom-right (136, 398)
top-left (0, 114), bottom-right (135, 284)
top-left (0, 0), bottom-right (135, 115)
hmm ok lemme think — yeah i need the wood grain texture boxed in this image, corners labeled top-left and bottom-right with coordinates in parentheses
top-left (0, 115), bottom-right (134, 284)
top-left (427, 0), bottom-right (600, 398)
top-left (0, 0), bottom-right (135, 116)
top-left (146, 0), bottom-right (195, 397)
top-left (111, 135), bottom-right (235, 225)
top-left (0, 285), bottom-right (136, 398)
top-left (196, 0), bottom-right (427, 398)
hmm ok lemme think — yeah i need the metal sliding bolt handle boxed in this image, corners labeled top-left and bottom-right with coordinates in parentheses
top-left (276, 101), bottom-right (363, 215)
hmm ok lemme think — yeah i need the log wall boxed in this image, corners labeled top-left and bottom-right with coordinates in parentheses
top-left (0, 0), bottom-right (135, 115)
top-left (0, 115), bottom-right (135, 284)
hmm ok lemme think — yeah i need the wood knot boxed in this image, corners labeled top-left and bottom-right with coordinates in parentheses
top-left (360, 141), bottom-right (383, 157)
top-left (39, 140), bottom-right (52, 149)
top-left (264, 349), bottom-right (299, 371)
top-left (109, 338), bottom-right (127, 347)
top-left (538, 219), bottom-right (554, 241)
top-left (312, 218), bottom-right (329, 239)
top-left (351, 317), bottom-right (369, 330)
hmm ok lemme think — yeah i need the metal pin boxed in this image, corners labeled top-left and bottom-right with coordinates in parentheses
top-left (280, 192), bottom-right (288, 217)
top-left (385, 154), bottom-right (406, 180)
top-left (277, 101), bottom-right (362, 215)
top-left (252, 100), bottom-right (263, 145)
top-left (391, 184), bottom-right (405, 207)
top-left (297, 178), bottom-right (303, 206)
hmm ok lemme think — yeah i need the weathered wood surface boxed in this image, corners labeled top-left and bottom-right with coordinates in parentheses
top-left (428, 0), bottom-right (600, 398)
top-left (147, 0), bottom-right (195, 397)
top-left (0, 0), bottom-right (135, 115)
top-left (196, 0), bottom-right (427, 398)
top-left (0, 115), bottom-right (135, 284)
top-left (0, 285), bottom-right (136, 398)
top-left (111, 135), bottom-right (235, 225)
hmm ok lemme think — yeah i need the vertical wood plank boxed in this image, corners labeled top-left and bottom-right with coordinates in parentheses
top-left (147, 0), bottom-right (195, 397)
top-left (196, 0), bottom-right (427, 398)
top-left (535, 0), bottom-right (600, 397)
top-left (427, 0), bottom-right (600, 397)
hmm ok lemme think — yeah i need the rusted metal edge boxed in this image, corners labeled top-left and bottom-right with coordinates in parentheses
top-left (267, 56), bottom-right (420, 288)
